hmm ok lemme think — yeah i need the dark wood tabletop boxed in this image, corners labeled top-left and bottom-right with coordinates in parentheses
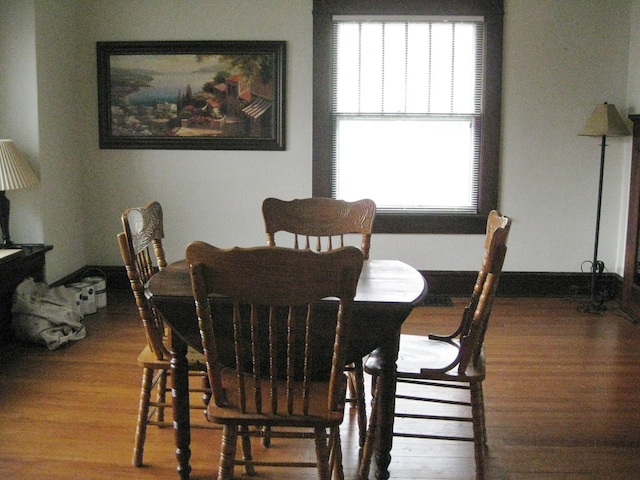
top-left (146, 258), bottom-right (427, 480)
top-left (147, 258), bottom-right (425, 303)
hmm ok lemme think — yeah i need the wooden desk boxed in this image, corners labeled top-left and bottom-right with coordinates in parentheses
top-left (146, 259), bottom-right (426, 480)
top-left (0, 244), bottom-right (53, 342)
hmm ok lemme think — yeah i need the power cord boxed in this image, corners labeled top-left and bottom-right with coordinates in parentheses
top-left (578, 260), bottom-right (611, 313)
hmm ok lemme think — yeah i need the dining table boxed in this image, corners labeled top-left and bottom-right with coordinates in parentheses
top-left (145, 257), bottom-right (427, 480)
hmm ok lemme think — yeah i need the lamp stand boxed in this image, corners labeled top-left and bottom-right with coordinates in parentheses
top-left (0, 190), bottom-right (13, 247)
top-left (590, 135), bottom-right (607, 310)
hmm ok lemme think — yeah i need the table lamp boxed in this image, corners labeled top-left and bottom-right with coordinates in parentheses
top-left (578, 102), bottom-right (630, 310)
top-left (0, 139), bottom-right (41, 247)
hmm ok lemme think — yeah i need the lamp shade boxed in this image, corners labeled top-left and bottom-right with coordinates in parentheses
top-left (579, 103), bottom-right (631, 137)
top-left (0, 139), bottom-right (40, 191)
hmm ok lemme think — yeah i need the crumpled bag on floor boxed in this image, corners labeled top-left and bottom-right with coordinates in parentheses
top-left (11, 277), bottom-right (86, 350)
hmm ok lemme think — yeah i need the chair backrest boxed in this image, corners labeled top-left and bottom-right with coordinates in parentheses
top-left (458, 211), bottom-right (511, 337)
top-left (117, 201), bottom-right (169, 360)
top-left (457, 217), bottom-right (510, 373)
top-left (186, 242), bottom-right (364, 415)
top-left (262, 197), bottom-right (376, 259)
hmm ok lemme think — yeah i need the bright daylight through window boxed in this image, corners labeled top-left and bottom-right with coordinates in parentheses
top-left (333, 18), bottom-right (483, 214)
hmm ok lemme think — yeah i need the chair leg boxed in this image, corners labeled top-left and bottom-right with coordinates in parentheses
top-left (347, 363), bottom-right (357, 410)
top-left (132, 367), bottom-right (153, 467)
top-left (239, 425), bottom-right (255, 476)
top-left (261, 425), bottom-right (272, 447)
top-left (470, 381), bottom-right (487, 480)
top-left (477, 382), bottom-right (488, 452)
top-left (217, 424), bottom-right (238, 480)
top-left (358, 378), bottom-right (379, 480)
top-left (314, 426), bottom-right (331, 480)
top-left (201, 371), bottom-right (211, 405)
top-left (155, 368), bottom-right (168, 423)
top-left (350, 361), bottom-right (368, 448)
top-left (329, 427), bottom-right (344, 480)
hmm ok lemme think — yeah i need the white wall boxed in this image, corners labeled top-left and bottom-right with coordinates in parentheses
top-left (501, 0), bottom-right (632, 273)
top-left (78, 0), bottom-right (315, 270)
top-left (2, 0), bottom-right (638, 283)
top-left (34, 1), bottom-right (88, 280)
top-left (629, 0), bottom-right (640, 111)
top-left (0, 0), bottom-right (88, 282)
top-left (0, 1), bottom-right (43, 244)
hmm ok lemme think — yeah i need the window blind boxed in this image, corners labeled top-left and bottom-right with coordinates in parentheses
top-left (331, 17), bottom-right (484, 214)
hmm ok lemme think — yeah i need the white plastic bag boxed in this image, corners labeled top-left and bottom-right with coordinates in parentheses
top-left (11, 277), bottom-right (86, 350)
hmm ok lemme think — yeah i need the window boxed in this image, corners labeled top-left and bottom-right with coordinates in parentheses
top-left (313, 0), bottom-right (505, 233)
top-left (334, 19), bottom-right (482, 213)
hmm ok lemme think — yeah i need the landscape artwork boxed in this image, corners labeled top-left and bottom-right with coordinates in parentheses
top-left (97, 41), bottom-right (286, 150)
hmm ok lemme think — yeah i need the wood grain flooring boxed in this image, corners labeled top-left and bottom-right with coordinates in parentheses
top-left (1, 291), bottom-right (639, 479)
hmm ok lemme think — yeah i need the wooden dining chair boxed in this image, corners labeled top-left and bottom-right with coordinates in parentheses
top-left (262, 196), bottom-right (376, 447)
top-left (186, 242), bottom-right (364, 480)
top-left (358, 210), bottom-right (511, 480)
top-left (118, 201), bottom-right (212, 467)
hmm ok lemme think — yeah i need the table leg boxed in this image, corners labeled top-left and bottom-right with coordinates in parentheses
top-left (373, 327), bottom-right (401, 480)
top-left (171, 335), bottom-right (192, 480)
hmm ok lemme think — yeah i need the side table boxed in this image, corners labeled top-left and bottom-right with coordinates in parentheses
top-left (0, 244), bottom-right (53, 342)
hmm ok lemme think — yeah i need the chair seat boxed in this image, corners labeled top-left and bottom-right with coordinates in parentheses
top-left (137, 344), bottom-right (206, 369)
top-left (364, 334), bottom-right (486, 382)
top-left (207, 368), bottom-right (347, 427)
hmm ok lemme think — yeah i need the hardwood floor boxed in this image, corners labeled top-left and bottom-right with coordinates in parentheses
top-left (1, 291), bottom-right (639, 479)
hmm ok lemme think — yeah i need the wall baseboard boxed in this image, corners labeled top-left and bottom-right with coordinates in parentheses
top-left (423, 270), bottom-right (622, 299)
top-left (51, 266), bottom-right (129, 290)
top-left (56, 266), bottom-right (623, 300)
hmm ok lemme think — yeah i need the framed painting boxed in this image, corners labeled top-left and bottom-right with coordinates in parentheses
top-left (97, 41), bottom-right (286, 150)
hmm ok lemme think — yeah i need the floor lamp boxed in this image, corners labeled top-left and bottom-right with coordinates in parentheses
top-left (578, 103), bottom-right (630, 310)
top-left (0, 139), bottom-right (41, 247)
